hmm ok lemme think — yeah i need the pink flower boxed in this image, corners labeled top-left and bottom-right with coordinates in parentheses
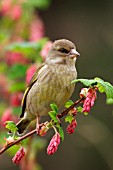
top-left (29, 18), bottom-right (44, 42)
top-left (67, 119), bottom-right (77, 134)
top-left (1, 1), bottom-right (22, 20)
top-left (82, 88), bottom-right (97, 113)
top-left (10, 93), bottom-right (23, 107)
top-left (1, 0), bottom-right (12, 16)
top-left (40, 41), bottom-right (53, 60)
top-left (26, 65), bottom-right (37, 84)
top-left (47, 133), bottom-right (60, 155)
top-left (12, 147), bottom-right (25, 164)
top-left (1, 108), bottom-right (17, 127)
top-left (10, 5), bottom-right (22, 21)
top-left (5, 52), bottom-right (29, 66)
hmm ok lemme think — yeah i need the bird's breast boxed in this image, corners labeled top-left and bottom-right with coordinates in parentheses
top-left (26, 64), bottom-right (77, 116)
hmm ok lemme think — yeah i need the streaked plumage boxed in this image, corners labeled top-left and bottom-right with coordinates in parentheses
top-left (16, 39), bottom-right (80, 134)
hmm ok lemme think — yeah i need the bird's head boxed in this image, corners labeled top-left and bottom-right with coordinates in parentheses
top-left (46, 39), bottom-right (80, 65)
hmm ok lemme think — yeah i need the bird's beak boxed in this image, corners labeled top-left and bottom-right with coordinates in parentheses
top-left (70, 49), bottom-right (80, 58)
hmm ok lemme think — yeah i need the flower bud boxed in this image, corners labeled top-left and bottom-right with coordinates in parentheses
top-left (38, 122), bottom-right (49, 136)
top-left (47, 133), bottom-right (60, 155)
top-left (67, 119), bottom-right (77, 134)
top-left (82, 88), bottom-right (97, 113)
top-left (12, 147), bottom-right (25, 164)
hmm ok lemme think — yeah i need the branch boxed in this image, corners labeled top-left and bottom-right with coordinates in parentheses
top-left (0, 129), bottom-right (37, 155)
top-left (0, 97), bottom-right (84, 155)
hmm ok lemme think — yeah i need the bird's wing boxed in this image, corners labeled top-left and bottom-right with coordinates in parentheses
top-left (20, 63), bottom-right (45, 118)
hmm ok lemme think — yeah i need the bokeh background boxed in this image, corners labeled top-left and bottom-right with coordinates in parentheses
top-left (0, 0), bottom-right (113, 170)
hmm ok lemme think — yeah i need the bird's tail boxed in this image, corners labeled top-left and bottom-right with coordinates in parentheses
top-left (16, 118), bottom-right (30, 134)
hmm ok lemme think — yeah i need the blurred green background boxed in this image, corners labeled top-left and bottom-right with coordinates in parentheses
top-left (1, 0), bottom-right (113, 170)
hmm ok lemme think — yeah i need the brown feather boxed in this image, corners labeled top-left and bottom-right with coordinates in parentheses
top-left (20, 64), bottom-right (45, 118)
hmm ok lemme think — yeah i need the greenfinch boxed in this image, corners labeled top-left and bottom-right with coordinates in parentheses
top-left (16, 39), bottom-right (80, 134)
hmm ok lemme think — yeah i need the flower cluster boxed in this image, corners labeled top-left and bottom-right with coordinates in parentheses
top-left (5, 52), bottom-right (29, 66)
top-left (67, 119), bottom-right (77, 134)
top-left (12, 147), bottom-right (25, 164)
top-left (81, 88), bottom-right (97, 113)
top-left (1, 0), bottom-right (22, 20)
top-left (47, 133), bottom-right (60, 155)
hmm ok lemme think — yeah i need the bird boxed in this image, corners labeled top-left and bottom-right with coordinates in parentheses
top-left (16, 39), bottom-right (80, 134)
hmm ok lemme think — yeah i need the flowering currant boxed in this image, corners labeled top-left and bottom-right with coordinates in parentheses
top-left (12, 147), bottom-right (25, 164)
top-left (47, 133), bottom-right (60, 155)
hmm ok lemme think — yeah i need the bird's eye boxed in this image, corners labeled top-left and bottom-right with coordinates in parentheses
top-left (59, 48), bottom-right (69, 54)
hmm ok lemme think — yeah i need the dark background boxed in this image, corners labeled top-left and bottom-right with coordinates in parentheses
top-left (39, 0), bottom-right (113, 170)
top-left (2, 0), bottom-right (113, 169)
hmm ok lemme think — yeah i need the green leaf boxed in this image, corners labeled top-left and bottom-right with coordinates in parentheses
top-left (72, 77), bottom-right (113, 99)
top-left (106, 98), bottom-right (113, 105)
top-left (72, 78), bottom-right (96, 87)
top-left (95, 78), bottom-right (113, 99)
top-left (5, 121), bottom-right (18, 133)
top-left (48, 111), bottom-right (58, 123)
top-left (77, 106), bottom-right (88, 115)
top-left (77, 106), bottom-right (83, 113)
top-left (8, 64), bottom-right (28, 80)
top-left (65, 100), bottom-right (74, 108)
top-left (49, 103), bottom-right (59, 123)
top-left (65, 115), bottom-right (74, 123)
top-left (5, 38), bottom-right (49, 58)
top-left (57, 125), bottom-right (64, 141)
top-left (9, 82), bottom-right (26, 92)
top-left (50, 103), bottom-right (58, 113)
top-left (5, 41), bottom-right (40, 54)
top-left (83, 112), bottom-right (89, 116)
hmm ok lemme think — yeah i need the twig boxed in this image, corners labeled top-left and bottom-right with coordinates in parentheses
top-left (0, 129), bottom-right (37, 155)
top-left (0, 97), bottom-right (84, 155)
top-left (57, 97), bottom-right (84, 118)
